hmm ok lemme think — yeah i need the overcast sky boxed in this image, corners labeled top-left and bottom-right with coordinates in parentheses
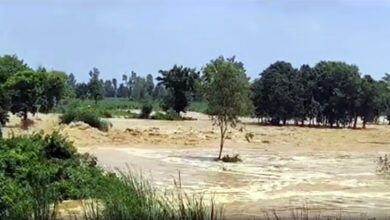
top-left (1, 0), bottom-right (389, 82)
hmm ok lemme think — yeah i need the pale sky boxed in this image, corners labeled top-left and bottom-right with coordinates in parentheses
top-left (0, 0), bottom-right (389, 82)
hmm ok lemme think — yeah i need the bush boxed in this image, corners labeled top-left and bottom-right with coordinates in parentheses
top-left (0, 133), bottom-right (224, 220)
top-left (151, 110), bottom-right (182, 121)
top-left (0, 133), bottom-right (107, 219)
top-left (221, 154), bottom-right (242, 163)
top-left (139, 103), bottom-right (153, 119)
top-left (60, 109), bottom-right (109, 131)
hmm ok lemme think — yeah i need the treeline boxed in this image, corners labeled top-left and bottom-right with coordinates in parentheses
top-left (253, 61), bottom-right (390, 128)
top-left (1, 54), bottom-right (390, 132)
top-left (69, 68), bottom-right (167, 102)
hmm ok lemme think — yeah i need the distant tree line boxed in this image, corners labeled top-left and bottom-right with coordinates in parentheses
top-left (252, 61), bottom-right (390, 128)
top-left (68, 69), bottom-right (167, 103)
top-left (1, 54), bottom-right (390, 137)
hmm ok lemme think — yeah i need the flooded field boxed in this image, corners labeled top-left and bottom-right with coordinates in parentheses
top-left (5, 113), bottom-right (390, 218)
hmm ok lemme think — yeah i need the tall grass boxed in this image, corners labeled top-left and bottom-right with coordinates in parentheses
top-left (84, 169), bottom-right (224, 220)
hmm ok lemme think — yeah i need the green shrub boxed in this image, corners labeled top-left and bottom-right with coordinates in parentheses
top-left (139, 103), bottom-right (153, 119)
top-left (60, 109), bottom-right (109, 131)
top-left (151, 110), bottom-right (182, 121)
top-left (0, 133), bottom-right (224, 220)
top-left (221, 154), bottom-right (242, 163)
top-left (0, 133), bottom-right (107, 219)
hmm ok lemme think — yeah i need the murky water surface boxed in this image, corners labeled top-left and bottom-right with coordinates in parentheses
top-left (80, 145), bottom-right (390, 218)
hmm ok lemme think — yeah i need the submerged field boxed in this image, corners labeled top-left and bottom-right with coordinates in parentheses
top-left (4, 113), bottom-right (390, 219)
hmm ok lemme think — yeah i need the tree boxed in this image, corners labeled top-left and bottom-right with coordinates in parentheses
top-left (313, 61), bottom-right (361, 127)
top-left (0, 86), bottom-right (10, 137)
top-left (67, 73), bottom-right (76, 88)
top-left (146, 74), bottom-right (155, 96)
top-left (4, 70), bottom-right (43, 120)
top-left (103, 80), bottom-right (115, 97)
top-left (40, 71), bottom-right (68, 112)
top-left (253, 61), bottom-right (299, 125)
top-left (203, 56), bottom-right (253, 159)
top-left (157, 65), bottom-right (199, 113)
top-left (0, 54), bottom-right (29, 83)
top-left (117, 83), bottom-right (128, 98)
top-left (88, 67), bottom-right (104, 104)
top-left (112, 78), bottom-right (118, 97)
top-left (75, 83), bottom-right (89, 100)
top-left (356, 75), bottom-right (381, 128)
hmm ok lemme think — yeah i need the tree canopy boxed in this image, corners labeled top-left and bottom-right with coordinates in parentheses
top-left (157, 65), bottom-right (199, 113)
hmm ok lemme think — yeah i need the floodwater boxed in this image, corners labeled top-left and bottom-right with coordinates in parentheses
top-left (5, 113), bottom-right (390, 218)
top-left (80, 143), bottom-right (390, 219)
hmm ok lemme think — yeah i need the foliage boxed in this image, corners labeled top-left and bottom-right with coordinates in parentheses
top-left (157, 65), bottom-right (199, 113)
top-left (0, 133), bottom-right (223, 220)
top-left (88, 68), bottom-right (104, 104)
top-left (253, 61), bottom-right (385, 128)
top-left (221, 154), bottom-right (242, 163)
top-left (4, 70), bottom-right (43, 120)
top-left (151, 110), bottom-right (182, 121)
top-left (203, 56), bottom-right (253, 159)
top-left (0, 54), bottom-right (30, 84)
top-left (4, 70), bottom-right (68, 120)
top-left (60, 108), bottom-right (109, 132)
top-left (0, 133), bottom-right (107, 219)
top-left (139, 103), bottom-right (153, 119)
top-left (76, 83), bottom-right (89, 100)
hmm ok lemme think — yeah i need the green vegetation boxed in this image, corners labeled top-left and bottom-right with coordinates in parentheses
top-left (151, 110), bottom-right (182, 121)
top-left (157, 65), bottom-right (200, 113)
top-left (0, 133), bottom-right (223, 220)
top-left (60, 107), bottom-right (110, 131)
top-left (139, 103), bottom-right (153, 119)
top-left (252, 61), bottom-right (388, 128)
top-left (88, 68), bottom-right (104, 104)
top-left (203, 56), bottom-right (253, 159)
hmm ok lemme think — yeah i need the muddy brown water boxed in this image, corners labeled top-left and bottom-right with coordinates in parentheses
top-left (79, 143), bottom-right (390, 219)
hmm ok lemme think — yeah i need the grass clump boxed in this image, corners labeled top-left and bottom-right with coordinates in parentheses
top-left (60, 108), bottom-right (109, 131)
top-left (151, 110), bottom-right (182, 121)
top-left (221, 154), bottom-right (242, 163)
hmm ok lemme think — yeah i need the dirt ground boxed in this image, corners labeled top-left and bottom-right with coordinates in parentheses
top-left (4, 113), bottom-right (390, 218)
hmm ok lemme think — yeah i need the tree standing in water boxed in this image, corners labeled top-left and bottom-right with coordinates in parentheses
top-left (203, 56), bottom-right (253, 159)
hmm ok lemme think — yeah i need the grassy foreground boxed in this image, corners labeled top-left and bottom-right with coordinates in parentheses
top-left (0, 133), bottom-right (223, 220)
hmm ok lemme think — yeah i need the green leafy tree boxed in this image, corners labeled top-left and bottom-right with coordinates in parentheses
top-left (40, 71), bottom-right (68, 113)
top-left (356, 75), bottom-right (381, 128)
top-left (146, 74), bottom-right (155, 96)
top-left (75, 82), bottom-right (89, 100)
top-left (253, 61), bottom-right (299, 125)
top-left (0, 54), bottom-right (29, 84)
top-left (203, 56), bottom-right (253, 159)
top-left (88, 67), bottom-right (104, 104)
top-left (4, 70), bottom-right (43, 120)
top-left (157, 65), bottom-right (199, 113)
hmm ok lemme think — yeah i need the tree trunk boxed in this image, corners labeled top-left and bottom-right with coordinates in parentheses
top-left (218, 125), bottom-right (226, 160)
top-left (353, 115), bottom-right (358, 129)
top-left (23, 110), bottom-right (28, 121)
top-left (363, 119), bottom-right (367, 129)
